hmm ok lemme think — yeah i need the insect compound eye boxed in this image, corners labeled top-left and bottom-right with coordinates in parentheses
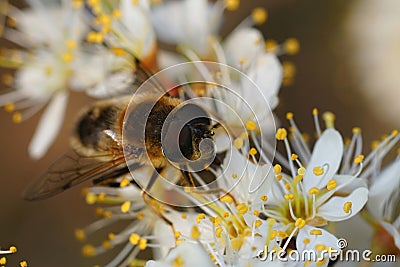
top-left (161, 103), bottom-right (216, 172)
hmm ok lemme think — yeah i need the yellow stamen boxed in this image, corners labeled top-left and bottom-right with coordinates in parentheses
top-left (284, 194), bottom-right (294, 200)
top-left (112, 9), bottom-right (121, 19)
top-left (12, 112), bottom-right (22, 123)
top-left (119, 178), bottom-right (130, 187)
top-left (215, 227), bottom-right (223, 238)
top-left (139, 239), bottom-right (147, 250)
top-left (225, 0), bottom-right (239, 10)
top-left (352, 127), bottom-right (361, 134)
top-left (75, 229), bottom-right (86, 241)
top-left (276, 128), bottom-right (287, 140)
top-left (181, 213), bottom-right (187, 219)
top-left (172, 255), bottom-right (184, 267)
top-left (291, 154), bottom-right (298, 161)
top-left (196, 213), bottom-right (206, 224)
top-left (326, 180), bottom-right (337, 191)
top-left (231, 173), bottom-right (237, 179)
top-left (343, 202), bottom-right (352, 213)
top-left (108, 233), bottom-right (115, 240)
top-left (298, 167), bottom-right (306, 176)
top-left (62, 53), bottom-right (73, 63)
top-left (236, 203), bottom-right (248, 214)
top-left (295, 218), bottom-right (306, 229)
top-left (286, 112), bottom-right (294, 120)
top-left (254, 220), bottom-right (262, 228)
top-left (220, 195), bottom-right (234, 204)
top-left (129, 233), bottom-right (140, 245)
top-left (274, 164), bottom-right (282, 174)
top-left (354, 154), bottom-right (364, 164)
top-left (174, 231), bottom-right (181, 238)
top-left (121, 201), bottom-right (131, 213)
top-left (284, 38), bottom-right (300, 55)
top-left (322, 112), bottom-right (335, 129)
top-left (4, 102), bottom-right (15, 112)
top-left (310, 229), bottom-right (322, 235)
top-left (72, 0), bottom-right (83, 8)
top-left (265, 39), bottom-right (279, 53)
top-left (0, 257), bottom-right (6, 265)
top-left (260, 195), bottom-right (268, 201)
top-left (82, 244), bottom-right (95, 257)
top-left (231, 237), bottom-right (243, 250)
top-left (303, 238), bottom-right (310, 244)
top-left (191, 225), bottom-right (201, 239)
top-left (315, 244), bottom-right (326, 252)
top-left (102, 240), bottom-right (111, 249)
top-left (245, 120), bottom-right (257, 131)
top-left (19, 261), bottom-right (27, 267)
top-left (313, 166), bottom-right (324, 176)
top-left (9, 246), bottom-right (17, 253)
top-left (308, 187), bottom-right (320, 195)
top-left (254, 210), bottom-right (259, 216)
top-left (233, 137), bottom-right (244, 149)
top-left (252, 7), bottom-right (267, 25)
top-left (249, 148), bottom-right (257, 156)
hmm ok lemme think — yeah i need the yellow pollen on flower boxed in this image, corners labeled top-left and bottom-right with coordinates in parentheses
top-left (233, 137), bottom-right (244, 149)
top-left (308, 187), bottom-right (320, 195)
top-left (284, 194), bottom-right (294, 200)
top-left (62, 53), bottom-right (74, 63)
top-left (295, 218), bottom-right (306, 229)
top-left (322, 112), bottom-right (336, 129)
top-left (354, 154), bottom-right (364, 164)
top-left (326, 180), bottom-right (337, 191)
top-left (245, 120), bottom-right (257, 131)
top-left (371, 140), bottom-right (380, 149)
top-left (191, 225), bottom-right (201, 239)
top-left (223, 212), bottom-right (230, 218)
top-left (303, 238), bottom-right (310, 244)
top-left (343, 202), bottom-right (352, 213)
top-left (315, 244), bottom-right (326, 252)
top-left (75, 229), bottom-right (86, 241)
top-left (172, 255), bottom-right (184, 267)
top-left (108, 233), bottom-right (115, 240)
top-left (276, 128), bottom-right (287, 140)
top-left (102, 240), bottom-right (111, 249)
top-left (283, 61), bottom-right (296, 78)
top-left (139, 239), bottom-right (147, 250)
top-left (214, 216), bottom-right (222, 226)
top-left (129, 233), bottom-right (140, 245)
top-left (66, 40), bottom-right (77, 50)
top-left (181, 213), bottom-right (187, 219)
top-left (231, 173), bottom-right (237, 179)
top-left (252, 7), bottom-right (267, 25)
top-left (265, 39), bottom-right (279, 53)
top-left (352, 127), bottom-right (361, 134)
top-left (121, 201), bottom-right (131, 213)
top-left (291, 154), bottom-right (298, 161)
top-left (316, 258), bottom-right (327, 266)
top-left (274, 164), bottom-right (282, 174)
top-left (0, 257), bottom-right (6, 265)
top-left (119, 178), bottom-right (130, 187)
top-left (260, 195), bottom-right (268, 201)
top-left (98, 193), bottom-right (106, 200)
top-left (294, 175), bottom-right (303, 183)
top-left (392, 129), bottom-right (399, 136)
top-left (137, 213), bottom-right (144, 220)
top-left (82, 244), bottom-right (95, 257)
top-left (254, 210), bottom-right (259, 216)
top-left (310, 229), bottom-right (322, 235)
top-left (276, 174), bottom-right (282, 181)
top-left (254, 220), bottom-right (262, 228)
top-left (103, 211), bottom-right (112, 218)
top-left (19, 261), bottom-right (27, 267)
top-left (112, 9), bottom-right (121, 19)
top-left (12, 112), bottom-right (22, 123)
top-left (220, 195), bottom-right (234, 204)
top-left (72, 0), bottom-right (83, 8)
top-left (9, 246), bottom-right (17, 253)
top-left (174, 231), bottom-right (181, 238)
top-left (286, 112), bottom-right (294, 120)
top-left (85, 192), bottom-right (97, 204)
top-left (175, 239), bottom-right (185, 246)
top-left (225, 0), bottom-right (239, 10)
top-left (298, 167), bottom-right (306, 176)
top-left (236, 203), bottom-right (248, 214)
top-left (215, 226), bottom-right (223, 238)
top-left (4, 102), bottom-right (15, 112)
top-left (196, 213), bottom-right (206, 224)
top-left (132, 0), bottom-right (139, 5)
top-left (277, 231), bottom-right (288, 239)
top-left (285, 183), bottom-right (291, 191)
top-left (313, 166), bottom-right (324, 176)
top-left (249, 148), bottom-right (257, 156)
top-left (284, 38), bottom-right (300, 55)
top-left (312, 108), bottom-right (319, 115)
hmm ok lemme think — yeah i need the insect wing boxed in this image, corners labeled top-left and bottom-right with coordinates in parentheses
top-left (23, 150), bottom-right (134, 201)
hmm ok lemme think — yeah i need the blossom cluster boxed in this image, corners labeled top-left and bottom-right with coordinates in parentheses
top-left (1, 1), bottom-right (399, 267)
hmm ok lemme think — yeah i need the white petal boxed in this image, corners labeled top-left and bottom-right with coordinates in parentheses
top-left (368, 159), bottom-right (400, 220)
top-left (223, 28), bottom-right (265, 69)
top-left (303, 129), bottom-right (344, 191)
top-left (153, 220), bottom-right (175, 259)
top-left (380, 221), bottom-right (400, 250)
top-left (28, 91), bottom-right (68, 159)
top-left (318, 187), bottom-right (368, 221)
top-left (162, 241), bottom-right (215, 267)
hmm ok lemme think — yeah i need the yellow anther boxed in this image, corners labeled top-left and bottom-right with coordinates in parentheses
top-left (274, 164), bottom-right (282, 174)
top-left (312, 108), bottom-right (319, 115)
top-left (282, 61), bottom-right (296, 78)
top-left (354, 154), bottom-right (364, 164)
top-left (103, 211), bottom-right (112, 218)
top-left (0, 257), bottom-right (6, 265)
top-left (85, 192), bottom-right (97, 205)
top-left (276, 174), bottom-right (282, 181)
top-left (172, 255), bottom-right (184, 267)
top-left (295, 218), bottom-right (306, 229)
top-left (316, 258), bottom-right (327, 266)
top-left (19, 261), bottom-right (27, 267)
top-left (196, 213), bottom-right (206, 224)
top-left (129, 233), bottom-right (140, 245)
top-left (121, 201), bottom-right (131, 213)
top-left (214, 216), bottom-right (222, 226)
top-left (252, 7), bottom-right (267, 25)
top-left (66, 40), bottom-right (77, 50)
top-left (249, 147), bottom-right (258, 156)
top-left (112, 9), bottom-right (121, 19)
top-left (181, 213), bottom-right (187, 219)
top-left (326, 180), bottom-right (337, 191)
top-left (286, 112), bottom-right (294, 120)
top-left (291, 154), bottom-right (298, 161)
top-left (4, 102), bottom-right (15, 112)
top-left (72, 0), bottom-right (83, 8)
top-left (313, 166), bottom-right (324, 176)
top-left (284, 194), bottom-right (294, 200)
top-left (308, 187), bottom-right (320, 195)
top-left (265, 39), bottom-right (278, 53)
top-left (277, 231), bottom-right (288, 239)
top-left (174, 231), bottom-right (181, 238)
top-left (75, 229), bottom-right (86, 241)
top-left (246, 120), bottom-right (257, 131)
top-left (62, 52), bottom-right (73, 63)
top-left (260, 195), bottom-right (268, 201)
top-left (12, 112), bottom-right (22, 123)
top-left (298, 167), bottom-right (306, 176)
top-left (276, 128), bottom-right (287, 140)
top-left (371, 140), bottom-right (380, 149)
top-left (223, 212), bottom-right (230, 218)
top-left (294, 175), bottom-right (303, 183)
top-left (95, 207), bottom-right (104, 216)
top-left (343, 202), bottom-right (352, 213)
top-left (315, 244), bottom-right (326, 252)
top-left (303, 238), bottom-right (310, 244)
top-left (119, 178), bottom-right (130, 187)
top-left (231, 173), bottom-right (237, 179)
top-left (254, 220), bottom-right (262, 228)
top-left (82, 244), bottom-right (95, 257)
top-left (213, 227), bottom-right (223, 238)
top-left (102, 240), bottom-right (111, 249)
top-left (236, 203), bottom-right (248, 214)
top-left (310, 229), bottom-right (322, 235)
top-left (284, 38), bottom-right (300, 55)
top-left (233, 137), bottom-right (244, 149)
top-left (352, 127), bottom-right (361, 134)
top-left (220, 195), bottom-right (234, 204)
top-left (175, 238), bottom-right (185, 246)
top-left (225, 0), bottom-right (239, 10)
top-left (138, 239), bottom-right (147, 250)
top-left (322, 112), bottom-right (336, 129)
top-left (254, 210), bottom-right (259, 216)
top-left (9, 246), bottom-right (17, 253)
top-left (285, 183), bottom-right (291, 191)
top-left (191, 225), bottom-right (201, 239)
top-left (392, 130), bottom-right (399, 136)
top-left (231, 237), bottom-right (243, 250)
top-left (108, 233), bottom-right (115, 240)
top-left (98, 193), bottom-right (106, 200)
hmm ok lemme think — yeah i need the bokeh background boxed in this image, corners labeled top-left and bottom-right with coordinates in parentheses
top-left (1, 0), bottom-right (399, 266)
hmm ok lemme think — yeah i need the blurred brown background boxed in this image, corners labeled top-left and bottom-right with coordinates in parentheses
top-left (1, 0), bottom-right (398, 266)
